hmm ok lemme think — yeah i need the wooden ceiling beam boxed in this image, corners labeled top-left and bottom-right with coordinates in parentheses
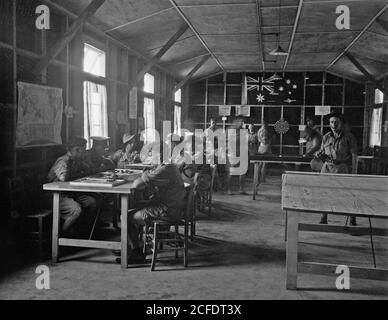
top-left (131, 25), bottom-right (189, 89)
top-left (175, 55), bottom-right (211, 91)
top-left (326, 4), bottom-right (388, 70)
top-left (33, 0), bottom-right (106, 76)
top-left (169, 0), bottom-right (225, 73)
top-left (283, 0), bottom-right (304, 71)
top-left (345, 52), bottom-right (388, 96)
top-left (256, 0), bottom-right (265, 71)
top-left (104, 8), bottom-right (173, 33)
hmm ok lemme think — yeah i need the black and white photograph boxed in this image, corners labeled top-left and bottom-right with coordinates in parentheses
top-left (0, 0), bottom-right (387, 304)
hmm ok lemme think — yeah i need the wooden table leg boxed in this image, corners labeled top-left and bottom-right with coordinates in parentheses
top-left (253, 163), bottom-right (259, 200)
top-left (52, 192), bottom-right (60, 264)
top-left (120, 194), bottom-right (129, 269)
top-left (286, 211), bottom-right (299, 290)
top-left (284, 211), bottom-right (288, 242)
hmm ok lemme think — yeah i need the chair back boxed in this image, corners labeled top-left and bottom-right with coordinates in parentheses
top-left (183, 184), bottom-right (194, 223)
top-left (210, 164), bottom-right (217, 192)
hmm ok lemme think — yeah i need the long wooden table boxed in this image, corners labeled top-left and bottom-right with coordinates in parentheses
top-left (251, 155), bottom-right (312, 200)
top-left (282, 172), bottom-right (388, 289)
top-left (43, 181), bottom-right (136, 268)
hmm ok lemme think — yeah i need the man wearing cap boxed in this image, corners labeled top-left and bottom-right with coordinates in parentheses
top-left (315, 113), bottom-right (358, 225)
top-left (110, 133), bottom-right (141, 168)
top-left (47, 137), bottom-right (98, 235)
top-left (83, 136), bottom-right (115, 172)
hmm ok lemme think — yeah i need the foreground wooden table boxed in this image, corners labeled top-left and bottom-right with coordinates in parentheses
top-left (282, 172), bottom-right (388, 289)
top-left (251, 155), bottom-right (312, 200)
top-left (43, 181), bottom-right (136, 268)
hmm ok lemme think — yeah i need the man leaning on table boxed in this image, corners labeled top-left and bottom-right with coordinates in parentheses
top-left (115, 143), bottom-right (186, 264)
top-left (314, 112), bottom-right (358, 225)
top-left (46, 137), bottom-right (99, 235)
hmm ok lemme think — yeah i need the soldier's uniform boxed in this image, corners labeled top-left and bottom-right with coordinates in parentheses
top-left (83, 136), bottom-right (114, 172)
top-left (317, 126), bottom-right (358, 225)
top-left (318, 130), bottom-right (358, 174)
top-left (47, 152), bottom-right (98, 233)
top-left (109, 134), bottom-right (141, 168)
top-left (110, 149), bottom-right (141, 168)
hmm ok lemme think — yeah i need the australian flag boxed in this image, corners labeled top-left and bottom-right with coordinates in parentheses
top-left (246, 72), bottom-right (303, 106)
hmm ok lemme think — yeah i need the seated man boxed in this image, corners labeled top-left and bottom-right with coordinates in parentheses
top-left (47, 137), bottom-right (98, 235)
top-left (166, 133), bottom-right (196, 184)
top-left (116, 162), bottom-right (186, 264)
top-left (304, 126), bottom-right (322, 157)
top-left (83, 136), bottom-right (115, 172)
top-left (110, 133), bottom-right (141, 168)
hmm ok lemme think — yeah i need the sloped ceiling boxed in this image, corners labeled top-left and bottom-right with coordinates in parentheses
top-left (51, 0), bottom-right (388, 83)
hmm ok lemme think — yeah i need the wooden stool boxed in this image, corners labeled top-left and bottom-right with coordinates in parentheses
top-left (23, 210), bottom-right (52, 258)
top-left (8, 176), bottom-right (52, 259)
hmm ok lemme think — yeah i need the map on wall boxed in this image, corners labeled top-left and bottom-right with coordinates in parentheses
top-left (246, 73), bottom-right (303, 105)
top-left (17, 82), bottom-right (63, 147)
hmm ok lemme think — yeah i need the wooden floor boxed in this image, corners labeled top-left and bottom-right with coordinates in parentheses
top-left (0, 176), bottom-right (387, 300)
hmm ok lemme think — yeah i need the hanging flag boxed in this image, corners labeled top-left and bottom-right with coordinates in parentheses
top-left (246, 73), bottom-right (303, 105)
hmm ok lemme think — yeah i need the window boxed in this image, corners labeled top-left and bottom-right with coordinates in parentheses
top-left (144, 73), bottom-right (155, 94)
top-left (143, 73), bottom-right (155, 143)
top-left (174, 106), bottom-right (181, 135)
top-left (83, 43), bottom-right (106, 77)
top-left (369, 89), bottom-right (383, 147)
top-left (174, 89), bottom-right (182, 135)
top-left (175, 89), bottom-right (181, 104)
top-left (84, 81), bottom-right (108, 148)
top-left (144, 98), bottom-right (155, 143)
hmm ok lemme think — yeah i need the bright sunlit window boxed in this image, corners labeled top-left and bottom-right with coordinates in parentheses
top-left (144, 73), bottom-right (155, 94)
top-left (143, 73), bottom-right (156, 143)
top-left (83, 43), bottom-right (106, 77)
top-left (174, 105), bottom-right (181, 135)
top-left (370, 89), bottom-right (383, 147)
top-left (83, 81), bottom-right (108, 148)
top-left (144, 98), bottom-right (155, 143)
top-left (174, 89), bottom-right (182, 135)
top-left (175, 89), bottom-right (182, 103)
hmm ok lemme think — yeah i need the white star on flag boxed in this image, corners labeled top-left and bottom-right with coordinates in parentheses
top-left (256, 94), bottom-right (265, 103)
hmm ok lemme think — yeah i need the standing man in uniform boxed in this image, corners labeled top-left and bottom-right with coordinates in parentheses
top-left (315, 113), bottom-right (358, 225)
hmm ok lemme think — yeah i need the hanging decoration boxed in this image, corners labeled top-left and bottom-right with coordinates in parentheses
top-left (274, 119), bottom-right (290, 135)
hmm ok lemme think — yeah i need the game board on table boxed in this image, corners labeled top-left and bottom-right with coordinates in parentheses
top-left (70, 169), bottom-right (142, 187)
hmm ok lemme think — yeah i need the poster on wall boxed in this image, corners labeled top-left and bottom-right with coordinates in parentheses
top-left (129, 87), bottom-right (138, 119)
top-left (219, 105), bottom-right (231, 116)
top-left (16, 82), bottom-right (63, 147)
top-left (236, 105), bottom-right (251, 117)
top-left (315, 105), bottom-right (331, 116)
